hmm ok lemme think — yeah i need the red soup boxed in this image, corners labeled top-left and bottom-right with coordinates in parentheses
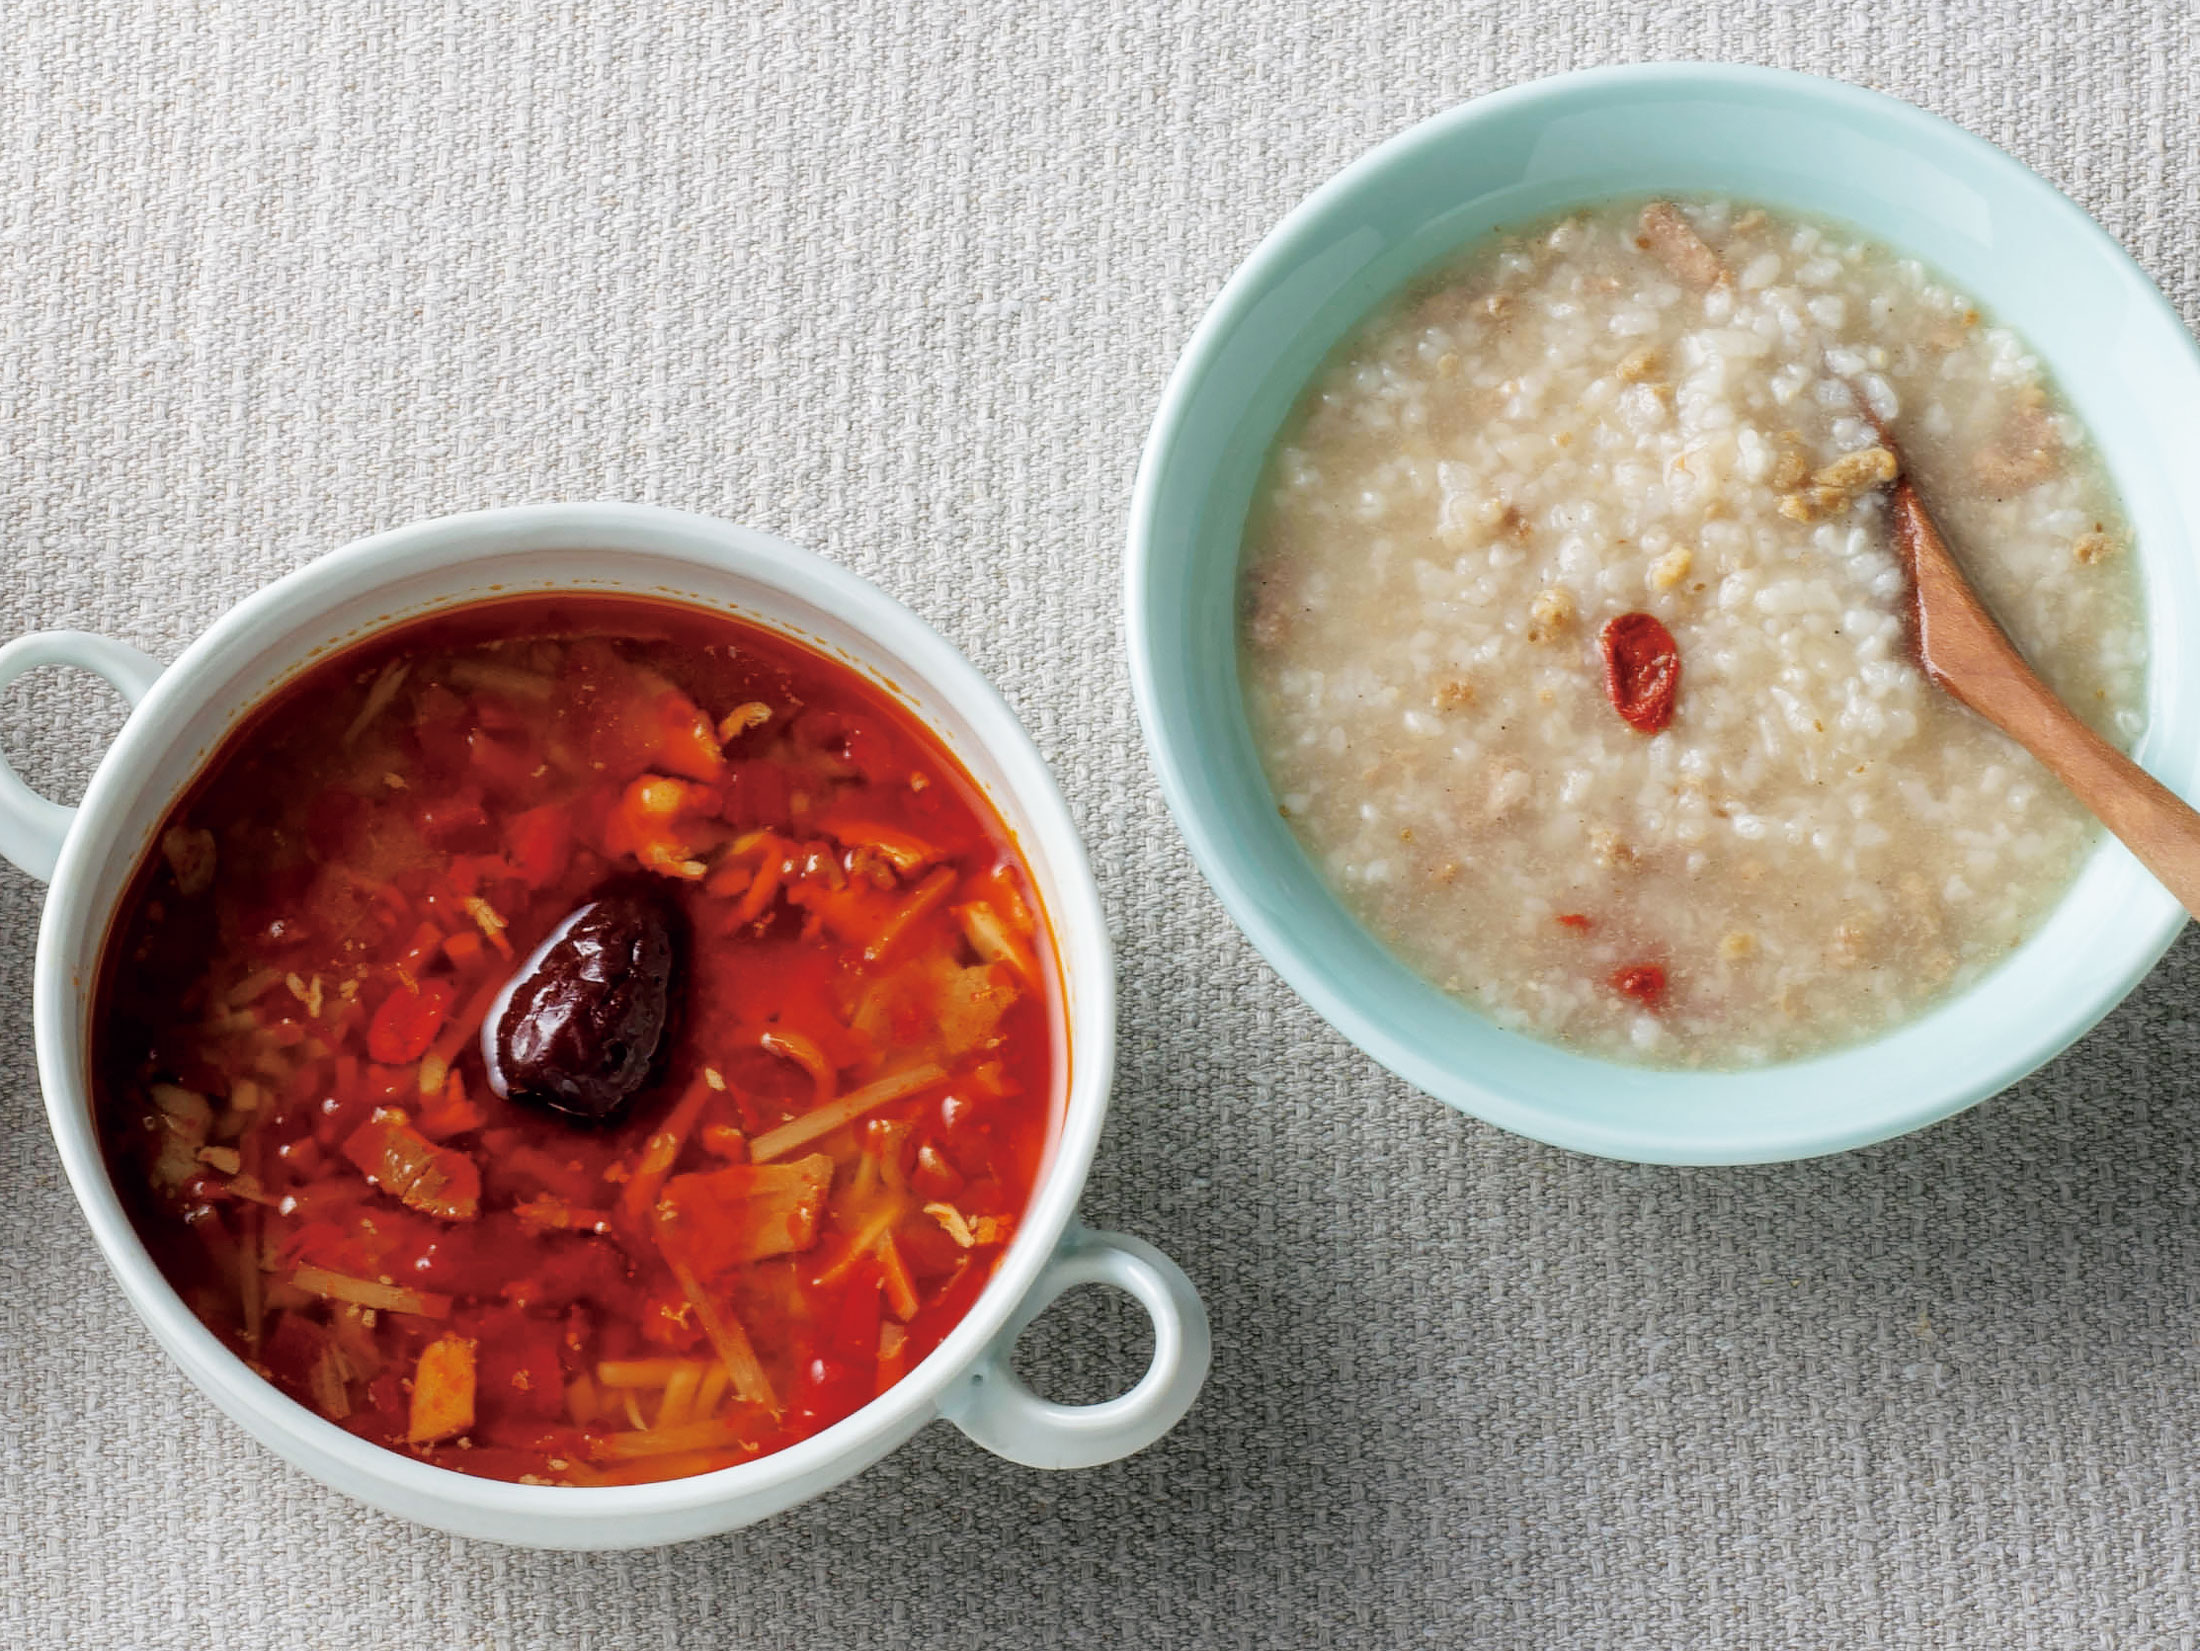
top-left (94, 596), bottom-right (1062, 1485)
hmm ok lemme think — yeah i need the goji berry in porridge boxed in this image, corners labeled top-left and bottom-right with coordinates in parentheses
top-left (1239, 199), bottom-right (2146, 1066)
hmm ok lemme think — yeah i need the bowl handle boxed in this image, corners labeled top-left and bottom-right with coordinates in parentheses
top-left (938, 1224), bottom-right (1210, 1470)
top-left (0, 631), bottom-right (165, 884)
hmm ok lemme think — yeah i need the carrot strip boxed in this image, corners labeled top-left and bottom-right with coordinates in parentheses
top-left (592, 1418), bottom-right (753, 1460)
top-left (446, 658), bottom-right (556, 700)
top-left (461, 896), bottom-right (514, 958)
top-left (875, 1321), bottom-right (910, 1396)
top-left (863, 867), bottom-right (956, 964)
top-left (330, 864), bottom-right (411, 928)
top-left (822, 819), bottom-right (938, 873)
top-left (224, 968), bottom-right (286, 1009)
top-left (394, 921), bottom-right (446, 977)
top-left (291, 1264), bottom-right (451, 1318)
top-left (340, 660), bottom-right (409, 746)
top-left (878, 1231), bottom-right (920, 1322)
top-left (368, 976), bottom-right (454, 1065)
top-left (656, 1361), bottom-right (703, 1428)
top-left (730, 840), bottom-right (786, 927)
top-left (308, 1344), bottom-right (352, 1419)
top-left (428, 972), bottom-right (510, 1071)
top-left (980, 863), bottom-right (1036, 936)
top-left (597, 1357), bottom-right (705, 1389)
top-left (566, 1372), bottom-right (603, 1425)
top-left (693, 1361), bottom-right (732, 1420)
top-left (663, 1254), bottom-right (776, 1411)
top-left (703, 859), bottom-right (753, 899)
top-left (955, 900), bottom-right (1038, 985)
top-left (513, 1195), bottom-right (613, 1235)
top-left (618, 1076), bottom-right (716, 1228)
top-left (416, 1070), bottom-right (487, 1141)
top-left (750, 1062), bottom-right (946, 1163)
top-left (237, 1203), bottom-right (265, 1349)
top-left (811, 1205), bottom-right (903, 1289)
top-left (758, 1028), bottom-right (835, 1107)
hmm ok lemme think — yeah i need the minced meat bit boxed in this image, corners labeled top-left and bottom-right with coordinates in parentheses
top-left (1779, 445), bottom-right (1898, 523)
top-left (1634, 202), bottom-right (1726, 288)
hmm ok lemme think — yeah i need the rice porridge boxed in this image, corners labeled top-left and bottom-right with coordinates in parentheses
top-left (1238, 199), bottom-right (2146, 1067)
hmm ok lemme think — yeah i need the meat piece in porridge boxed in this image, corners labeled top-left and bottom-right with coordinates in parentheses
top-left (1778, 445), bottom-right (1899, 523)
top-left (1635, 202), bottom-right (1726, 289)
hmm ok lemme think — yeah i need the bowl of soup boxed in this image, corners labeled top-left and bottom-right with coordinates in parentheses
top-left (1127, 64), bottom-right (2200, 1163)
top-left (3, 503), bottom-right (1208, 1547)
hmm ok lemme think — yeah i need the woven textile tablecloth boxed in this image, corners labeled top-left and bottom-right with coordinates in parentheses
top-left (5, 3), bottom-right (2199, 1646)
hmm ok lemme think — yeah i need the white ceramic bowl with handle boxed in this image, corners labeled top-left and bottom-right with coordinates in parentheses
top-left (3, 502), bottom-right (1209, 1549)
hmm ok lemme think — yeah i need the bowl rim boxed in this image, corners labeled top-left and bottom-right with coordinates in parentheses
top-left (1125, 62), bottom-right (2197, 1164)
top-left (36, 501), bottom-right (1117, 1529)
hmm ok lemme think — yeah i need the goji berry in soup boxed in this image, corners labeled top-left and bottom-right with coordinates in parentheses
top-left (1599, 612), bottom-right (1681, 734)
top-left (1609, 962), bottom-right (1668, 1010)
top-left (94, 596), bottom-right (1062, 1486)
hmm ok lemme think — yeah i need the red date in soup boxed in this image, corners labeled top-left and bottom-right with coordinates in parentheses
top-left (94, 596), bottom-right (1061, 1486)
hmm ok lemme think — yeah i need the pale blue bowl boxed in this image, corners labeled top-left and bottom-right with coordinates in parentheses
top-left (1126, 64), bottom-right (2200, 1164)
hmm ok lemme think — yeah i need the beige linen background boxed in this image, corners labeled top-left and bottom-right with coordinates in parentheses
top-left (4, 2), bottom-right (2199, 1646)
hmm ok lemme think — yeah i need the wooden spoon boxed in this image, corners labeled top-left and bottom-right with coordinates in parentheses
top-left (1634, 201), bottom-right (2200, 917)
top-left (1886, 479), bottom-right (2200, 918)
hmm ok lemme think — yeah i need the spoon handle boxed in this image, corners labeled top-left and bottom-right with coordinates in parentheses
top-left (1891, 482), bottom-right (2200, 922)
